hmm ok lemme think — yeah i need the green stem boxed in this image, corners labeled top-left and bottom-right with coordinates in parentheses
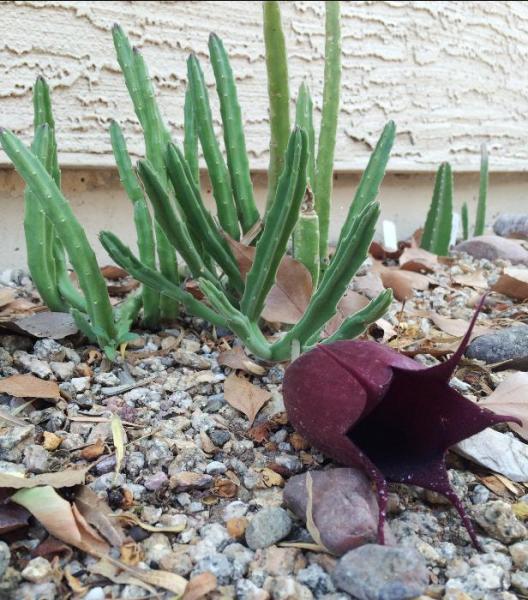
top-left (314, 0), bottom-right (341, 263)
top-left (474, 143), bottom-right (488, 236)
top-left (263, 0), bottom-right (290, 210)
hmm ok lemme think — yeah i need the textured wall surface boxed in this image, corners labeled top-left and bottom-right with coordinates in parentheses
top-left (1, 1), bottom-right (528, 172)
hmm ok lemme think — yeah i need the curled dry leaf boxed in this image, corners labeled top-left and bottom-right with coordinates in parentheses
top-left (369, 240), bottom-right (407, 260)
top-left (0, 374), bottom-right (60, 400)
top-left (223, 372), bottom-right (271, 426)
top-left (111, 414), bottom-right (126, 479)
top-left (0, 465), bottom-right (91, 489)
top-left (117, 511), bottom-right (186, 534)
top-left (11, 486), bottom-right (109, 555)
top-left (305, 472), bottom-right (331, 553)
top-left (182, 572), bottom-right (218, 600)
top-left (14, 312), bottom-right (78, 339)
top-left (226, 237), bottom-right (312, 324)
top-left (399, 247), bottom-right (438, 273)
top-left (32, 536), bottom-right (73, 562)
top-left (75, 486), bottom-right (125, 548)
top-left (218, 345), bottom-right (266, 376)
top-left (493, 267), bottom-right (528, 300)
top-left (90, 555), bottom-right (187, 596)
top-left (480, 372), bottom-right (528, 441)
top-left (429, 313), bottom-right (492, 340)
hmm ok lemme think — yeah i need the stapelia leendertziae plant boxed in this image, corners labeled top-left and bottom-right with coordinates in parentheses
top-left (283, 298), bottom-right (519, 549)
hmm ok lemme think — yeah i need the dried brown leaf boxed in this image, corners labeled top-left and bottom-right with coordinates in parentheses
top-left (480, 372), bottom-right (528, 441)
top-left (80, 438), bottom-right (106, 461)
top-left (111, 414), bottom-right (126, 479)
top-left (452, 271), bottom-right (489, 289)
top-left (354, 272), bottom-right (386, 299)
top-left (374, 263), bottom-right (431, 301)
top-left (182, 572), bottom-right (218, 600)
top-left (493, 267), bottom-right (528, 300)
top-left (324, 291), bottom-right (369, 337)
top-left (75, 486), bottom-right (125, 548)
top-left (305, 472), bottom-right (331, 553)
top-left (116, 511), bottom-right (186, 534)
top-left (226, 237), bottom-right (313, 324)
top-left (12, 486), bottom-right (109, 555)
top-left (0, 503), bottom-right (30, 534)
top-left (399, 247), bottom-right (438, 273)
top-left (14, 312), bottom-right (78, 339)
top-left (0, 374), bottom-right (60, 400)
top-left (429, 313), bottom-right (492, 340)
top-left (0, 465), bottom-right (91, 489)
top-left (223, 373), bottom-right (271, 426)
top-left (101, 265), bottom-right (129, 280)
top-left (0, 288), bottom-right (16, 308)
top-left (218, 346), bottom-right (265, 376)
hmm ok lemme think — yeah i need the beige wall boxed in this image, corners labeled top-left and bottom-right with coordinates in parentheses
top-left (1, 167), bottom-right (527, 270)
top-left (1, 1), bottom-right (528, 171)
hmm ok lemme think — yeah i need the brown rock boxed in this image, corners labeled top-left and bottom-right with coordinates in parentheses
top-left (169, 471), bottom-right (213, 492)
top-left (283, 468), bottom-right (394, 556)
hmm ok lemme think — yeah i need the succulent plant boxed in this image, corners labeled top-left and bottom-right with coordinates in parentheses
top-left (0, 126), bottom-right (141, 359)
top-left (461, 144), bottom-right (489, 241)
top-left (421, 162), bottom-right (453, 256)
top-left (98, 4), bottom-right (394, 362)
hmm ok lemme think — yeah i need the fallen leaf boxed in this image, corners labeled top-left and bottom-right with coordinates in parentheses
top-left (0, 374), bottom-right (60, 400)
top-left (0, 503), bottom-right (30, 534)
top-left (218, 346), bottom-right (266, 376)
top-left (0, 288), bottom-right (16, 308)
top-left (324, 291), bottom-right (369, 337)
top-left (305, 472), bottom-right (331, 553)
top-left (399, 247), bottom-right (438, 273)
top-left (227, 237), bottom-right (313, 324)
top-left (111, 414), bottom-right (126, 479)
top-left (429, 313), bottom-right (492, 340)
top-left (32, 536), bottom-right (73, 562)
top-left (12, 486), bottom-right (109, 555)
top-left (80, 438), bottom-right (106, 461)
top-left (354, 272), bottom-right (386, 299)
top-left (120, 541), bottom-right (143, 566)
top-left (452, 271), bottom-right (489, 289)
top-left (0, 297), bottom-right (41, 318)
top-left (480, 372), bottom-right (528, 441)
top-left (107, 280), bottom-right (140, 296)
top-left (116, 511), bottom-right (186, 534)
top-left (247, 421), bottom-right (274, 443)
top-left (200, 430), bottom-right (217, 454)
top-left (14, 312), bottom-right (78, 339)
top-left (183, 572), bottom-right (217, 600)
top-left (374, 263), bottom-right (431, 301)
top-left (90, 556), bottom-right (187, 596)
top-left (223, 373), bottom-right (271, 425)
top-left (75, 486), bottom-right (125, 548)
top-left (367, 318), bottom-right (397, 343)
top-left (0, 465), bottom-right (91, 489)
top-left (369, 240), bottom-right (407, 260)
top-left (493, 267), bottom-right (528, 300)
top-left (65, 566), bottom-right (88, 596)
top-left (101, 265), bottom-right (129, 280)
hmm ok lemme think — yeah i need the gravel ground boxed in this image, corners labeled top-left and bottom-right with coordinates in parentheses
top-left (1, 251), bottom-right (528, 600)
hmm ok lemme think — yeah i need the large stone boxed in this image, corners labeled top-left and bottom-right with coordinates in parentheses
top-left (454, 429), bottom-right (528, 482)
top-left (454, 235), bottom-right (528, 264)
top-left (466, 324), bottom-right (528, 363)
top-left (493, 214), bottom-right (528, 239)
top-left (472, 501), bottom-right (527, 544)
top-left (332, 544), bottom-right (429, 600)
top-left (283, 468), bottom-right (394, 555)
top-left (245, 507), bottom-right (292, 550)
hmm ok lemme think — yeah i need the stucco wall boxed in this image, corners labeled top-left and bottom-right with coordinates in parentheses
top-left (1, 1), bottom-right (528, 171)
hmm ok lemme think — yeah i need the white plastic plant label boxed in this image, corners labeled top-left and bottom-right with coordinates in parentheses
top-left (450, 213), bottom-right (460, 247)
top-left (382, 220), bottom-right (398, 252)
